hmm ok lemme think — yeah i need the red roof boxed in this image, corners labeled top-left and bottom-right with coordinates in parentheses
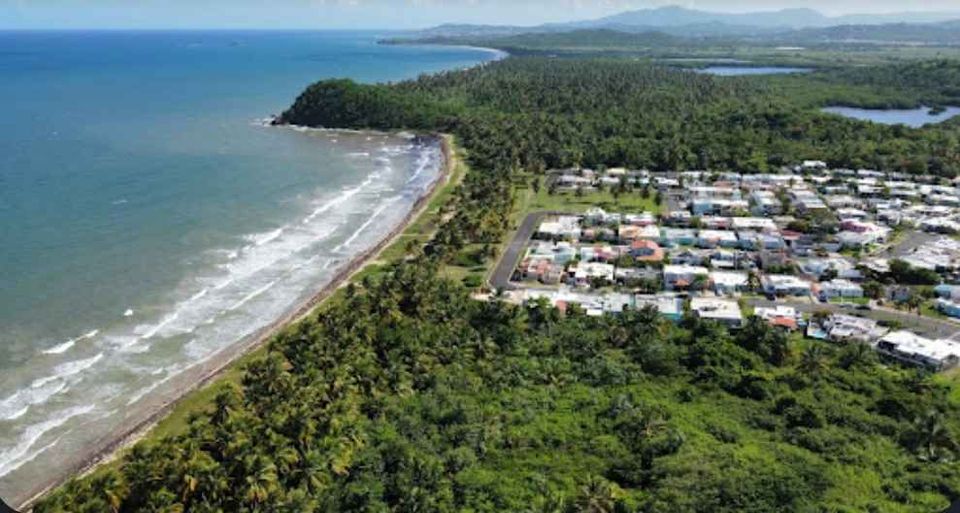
top-left (770, 317), bottom-right (798, 330)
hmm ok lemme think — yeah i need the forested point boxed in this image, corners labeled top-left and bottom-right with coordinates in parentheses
top-left (279, 58), bottom-right (960, 177)
top-left (37, 57), bottom-right (960, 512)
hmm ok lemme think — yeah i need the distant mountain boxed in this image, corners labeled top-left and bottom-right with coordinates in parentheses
top-left (581, 6), bottom-right (960, 29)
top-left (410, 6), bottom-right (960, 40)
top-left (778, 20), bottom-right (960, 45)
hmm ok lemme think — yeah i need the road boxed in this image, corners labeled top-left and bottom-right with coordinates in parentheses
top-left (747, 298), bottom-right (960, 340)
top-left (489, 211), bottom-right (553, 291)
top-left (869, 230), bottom-right (938, 259)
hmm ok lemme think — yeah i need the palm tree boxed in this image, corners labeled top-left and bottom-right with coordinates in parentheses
top-left (907, 410), bottom-right (959, 462)
top-left (800, 345), bottom-right (829, 377)
top-left (573, 477), bottom-right (618, 513)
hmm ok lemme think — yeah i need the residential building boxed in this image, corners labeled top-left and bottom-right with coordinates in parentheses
top-left (877, 331), bottom-right (960, 370)
top-left (690, 297), bottom-right (743, 328)
top-left (663, 264), bottom-right (709, 290)
top-left (763, 274), bottom-right (811, 296)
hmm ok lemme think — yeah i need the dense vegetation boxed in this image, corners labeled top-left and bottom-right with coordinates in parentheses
top-left (388, 26), bottom-right (960, 65)
top-left (37, 260), bottom-right (960, 512)
top-left (38, 57), bottom-right (960, 512)
top-left (279, 58), bottom-right (960, 176)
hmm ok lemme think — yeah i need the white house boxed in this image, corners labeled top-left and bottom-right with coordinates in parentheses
top-left (763, 275), bottom-right (811, 297)
top-left (710, 271), bottom-right (749, 296)
top-left (877, 331), bottom-right (960, 370)
top-left (690, 297), bottom-right (743, 328)
top-left (819, 279), bottom-right (864, 299)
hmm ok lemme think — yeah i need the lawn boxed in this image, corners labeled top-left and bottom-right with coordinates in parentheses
top-left (828, 296), bottom-right (870, 306)
top-left (528, 186), bottom-right (664, 215)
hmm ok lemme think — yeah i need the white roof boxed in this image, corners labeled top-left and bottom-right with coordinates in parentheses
top-left (881, 331), bottom-right (960, 363)
top-left (710, 271), bottom-right (748, 287)
top-left (664, 264), bottom-right (709, 276)
top-left (690, 297), bottom-right (742, 321)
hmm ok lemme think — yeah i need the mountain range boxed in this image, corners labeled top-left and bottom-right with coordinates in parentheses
top-left (415, 6), bottom-right (960, 39)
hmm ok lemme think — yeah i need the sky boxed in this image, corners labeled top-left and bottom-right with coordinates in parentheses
top-left (2, 0), bottom-right (960, 30)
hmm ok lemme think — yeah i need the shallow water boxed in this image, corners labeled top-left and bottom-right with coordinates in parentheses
top-left (821, 105), bottom-right (960, 127)
top-left (0, 30), bottom-right (500, 503)
top-left (695, 66), bottom-right (812, 76)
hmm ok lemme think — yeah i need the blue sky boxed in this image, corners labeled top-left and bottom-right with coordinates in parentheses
top-left (2, 1), bottom-right (959, 29)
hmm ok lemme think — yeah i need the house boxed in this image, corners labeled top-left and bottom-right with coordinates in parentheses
top-left (697, 229), bottom-right (738, 249)
top-left (877, 331), bottom-right (960, 370)
top-left (823, 314), bottom-right (885, 343)
top-left (934, 284), bottom-right (960, 300)
top-left (537, 216), bottom-right (582, 240)
top-left (623, 212), bottom-right (657, 226)
top-left (798, 257), bottom-right (861, 280)
top-left (750, 190), bottom-right (782, 216)
top-left (634, 294), bottom-right (684, 322)
top-left (936, 298), bottom-right (960, 319)
top-left (630, 240), bottom-right (665, 263)
top-left (763, 274), bottom-right (811, 297)
top-left (584, 207), bottom-right (617, 226)
top-left (660, 228), bottom-right (697, 247)
top-left (522, 259), bottom-right (565, 285)
top-left (570, 262), bottom-right (615, 288)
top-left (802, 160), bottom-right (827, 170)
top-left (579, 245), bottom-right (620, 263)
top-left (669, 247), bottom-right (710, 266)
top-left (691, 198), bottom-right (749, 216)
top-left (708, 249), bottom-right (746, 270)
top-left (710, 271), bottom-right (749, 295)
top-left (663, 264), bottom-right (709, 290)
top-left (819, 279), bottom-right (864, 300)
top-left (615, 268), bottom-right (660, 286)
top-left (754, 305), bottom-right (802, 331)
top-left (619, 224), bottom-right (660, 243)
top-left (690, 297), bottom-right (743, 328)
top-left (732, 217), bottom-right (778, 233)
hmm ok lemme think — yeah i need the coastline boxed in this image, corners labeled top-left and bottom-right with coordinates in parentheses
top-left (16, 133), bottom-right (457, 511)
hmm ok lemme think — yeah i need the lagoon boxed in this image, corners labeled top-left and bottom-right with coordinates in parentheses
top-left (821, 106), bottom-right (960, 128)
top-left (695, 66), bottom-right (812, 76)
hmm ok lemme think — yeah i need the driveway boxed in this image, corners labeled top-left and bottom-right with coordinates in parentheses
top-left (489, 212), bottom-right (554, 291)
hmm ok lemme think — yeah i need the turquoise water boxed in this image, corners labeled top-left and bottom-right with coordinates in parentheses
top-left (0, 31), bottom-right (499, 503)
top-left (696, 66), bottom-right (812, 76)
top-left (821, 105), bottom-right (960, 127)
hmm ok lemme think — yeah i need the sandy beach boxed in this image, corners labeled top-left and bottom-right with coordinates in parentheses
top-left (16, 133), bottom-right (456, 511)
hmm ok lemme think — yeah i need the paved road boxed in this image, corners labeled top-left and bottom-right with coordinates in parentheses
top-left (747, 298), bottom-right (960, 339)
top-left (886, 230), bottom-right (939, 258)
top-left (489, 212), bottom-right (553, 291)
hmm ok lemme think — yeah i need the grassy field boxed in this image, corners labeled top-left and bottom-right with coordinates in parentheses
top-left (528, 185), bottom-right (664, 215)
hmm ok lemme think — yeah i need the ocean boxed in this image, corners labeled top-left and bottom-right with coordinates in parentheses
top-left (0, 30), bottom-right (500, 503)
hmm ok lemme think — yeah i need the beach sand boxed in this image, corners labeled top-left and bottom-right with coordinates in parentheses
top-left (16, 133), bottom-right (455, 510)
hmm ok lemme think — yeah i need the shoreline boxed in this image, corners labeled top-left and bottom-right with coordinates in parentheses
top-left (16, 133), bottom-right (456, 511)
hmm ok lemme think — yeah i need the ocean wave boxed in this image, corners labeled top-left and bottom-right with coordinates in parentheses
top-left (406, 147), bottom-right (438, 185)
top-left (0, 381), bottom-right (67, 422)
top-left (126, 366), bottom-right (181, 406)
top-left (0, 404), bottom-right (95, 478)
top-left (301, 174), bottom-right (376, 225)
top-left (244, 227), bottom-right (284, 247)
top-left (228, 279), bottom-right (279, 312)
top-left (31, 353), bottom-right (104, 389)
top-left (334, 197), bottom-right (399, 252)
top-left (42, 329), bottom-right (99, 356)
top-left (137, 312), bottom-right (180, 341)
